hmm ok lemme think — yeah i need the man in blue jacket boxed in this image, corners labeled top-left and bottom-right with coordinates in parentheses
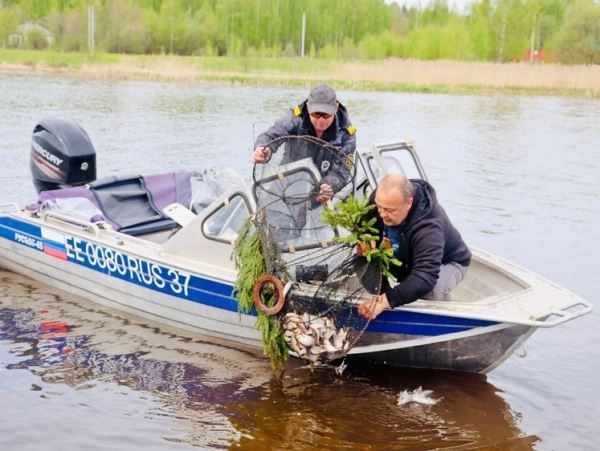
top-left (252, 84), bottom-right (356, 204)
top-left (358, 174), bottom-right (471, 320)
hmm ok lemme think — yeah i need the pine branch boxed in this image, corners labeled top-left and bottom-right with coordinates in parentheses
top-left (233, 216), bottom-right (288, 369)
top-left (322, 195), bottom-right (403, 281)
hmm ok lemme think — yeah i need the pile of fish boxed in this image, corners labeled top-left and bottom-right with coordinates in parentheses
top-left (282, 311), bottom-right (349, 362)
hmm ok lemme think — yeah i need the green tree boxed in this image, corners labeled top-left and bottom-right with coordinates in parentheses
top-left (156, 0), bottom-right (187, 54)
top-left (2, 0), bottom-right (596, 64)
top-left (468, 0), bottom-right (494, 60)
top-left (56, 7), bottom-right (86, 51)
top-left (103, 0), bottom-right (151, 54)
top-left (491, 0), bottom-right (531, 61)
top-left (439, 16), bottom-right (473, 60)
top-left (19, 0), bottom-right (51, 20)
top-left (553, 0), bottom-right (600, 64)
top-left (25, 25), bottom-right (48, 48)
top-left (0, 7), bottom-right (19, 47)
top-left (193, 3), bottom-right (221, 55)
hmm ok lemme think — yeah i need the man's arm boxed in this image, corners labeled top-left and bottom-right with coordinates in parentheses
top-left (385, 223), bottom-right (445, 307)
top-left (253, 112), bottom-right (301, 163)
top-left (254, 112), bottom-right (299, 148)
top-left (358, 223), bottom-right (445, 320)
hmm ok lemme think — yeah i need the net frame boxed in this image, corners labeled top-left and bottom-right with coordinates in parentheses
top-left (252, 135), bottom-right (381, 362)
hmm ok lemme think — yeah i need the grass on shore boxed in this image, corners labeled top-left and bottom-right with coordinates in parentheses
top-left (1, 49), bottom-right (599, 98)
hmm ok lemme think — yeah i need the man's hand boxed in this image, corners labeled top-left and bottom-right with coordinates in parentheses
top-left (252, 146), bottom-right (271, 164)
top-left (315, 183), bottom-right (333, 204)
top-left (356, 240), bottom-right (376, 256)
top-left (358, 293), bottom-right (390, 320)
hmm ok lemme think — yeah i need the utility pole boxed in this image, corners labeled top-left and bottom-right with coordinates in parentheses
top-left (529, 27), bottom-right (535, 62)
top-left (87, 4), bottom-right (95, 51)
top-left (301, 12), bottom-right (306, 57)
top-left (170, 11), bottom-right (174, 54)
top-left (529, 12), bottom-right (538, 63)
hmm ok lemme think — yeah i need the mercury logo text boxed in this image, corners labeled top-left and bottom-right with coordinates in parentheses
top-left (32, 141), bottom-right (64, 167)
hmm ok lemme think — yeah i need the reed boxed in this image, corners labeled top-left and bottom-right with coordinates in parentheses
top-left (336, 59), bottom-right (600, 93)
top-left (1, 50), bottom-right (598, 98)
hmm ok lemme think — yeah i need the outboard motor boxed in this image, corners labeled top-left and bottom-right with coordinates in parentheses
top-left (30, 116), bottom-right (97, 193)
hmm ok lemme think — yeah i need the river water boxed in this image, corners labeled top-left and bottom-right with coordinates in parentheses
top-left (0, 71), bottom-right (598, 450)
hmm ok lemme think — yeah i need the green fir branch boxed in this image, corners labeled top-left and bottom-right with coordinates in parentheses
top-left (233, 216), bottom-right (288, 369)
top-left (322, 195), bottom-right (403, 281)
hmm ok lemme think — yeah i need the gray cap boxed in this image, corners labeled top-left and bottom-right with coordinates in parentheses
top-left (307, 84), bottom-right (337, 115)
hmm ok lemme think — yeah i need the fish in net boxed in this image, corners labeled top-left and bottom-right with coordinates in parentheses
top-left (251, 135), bottom-right (382, 363)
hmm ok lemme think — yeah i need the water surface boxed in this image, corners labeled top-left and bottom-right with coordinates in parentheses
top-left (0, 71), bottom-right (598, 450)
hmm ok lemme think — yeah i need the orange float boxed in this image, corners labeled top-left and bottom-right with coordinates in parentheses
top-left (252, 274), bottom-right (285, 316)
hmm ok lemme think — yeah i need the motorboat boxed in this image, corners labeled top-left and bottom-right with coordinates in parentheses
top-left (0, 116), bottom-right (592, 373)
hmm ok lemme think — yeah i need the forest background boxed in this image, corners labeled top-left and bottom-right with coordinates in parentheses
top-left (0, 0), bottom-right (599, 96)
top-left (2, 0), bottom-right (599, 63)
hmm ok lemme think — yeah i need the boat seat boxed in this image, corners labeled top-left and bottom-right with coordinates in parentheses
top-left (89, 175), bottom-right (177, 236)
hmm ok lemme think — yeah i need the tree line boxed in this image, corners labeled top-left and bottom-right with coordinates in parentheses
top-left (0, 0), bottom-right (598, 64)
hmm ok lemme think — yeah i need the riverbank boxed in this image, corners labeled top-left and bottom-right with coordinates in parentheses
top-left (1, 49), bottom-right (599, 98)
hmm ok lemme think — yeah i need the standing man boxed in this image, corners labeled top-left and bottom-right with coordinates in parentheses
top-left (252, 84), bottom-right (356, 204)
top-left (358, 174), bottom-right (471, 320)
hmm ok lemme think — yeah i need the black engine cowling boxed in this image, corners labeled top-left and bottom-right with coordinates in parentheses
top-left (30, 116), bottom-right (97, 193)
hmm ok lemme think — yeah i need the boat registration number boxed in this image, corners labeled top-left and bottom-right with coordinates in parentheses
top-left (65, 236), bottom-right (191, 297)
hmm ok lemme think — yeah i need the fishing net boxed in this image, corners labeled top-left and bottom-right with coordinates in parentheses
top-left (252, 136), bottom-right (382, 363)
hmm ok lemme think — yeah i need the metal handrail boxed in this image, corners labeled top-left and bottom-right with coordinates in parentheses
top-left (527, 300), bottom-right (594, 327)
top-left (399, 298), bottom-right (593, 328)
top-left (42, 210), bottom-right (100, 237)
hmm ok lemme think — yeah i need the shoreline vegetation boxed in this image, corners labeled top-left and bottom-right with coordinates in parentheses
top-left (1, 50), bottom-right (599, 98)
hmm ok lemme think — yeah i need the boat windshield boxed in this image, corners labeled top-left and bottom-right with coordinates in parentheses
top-left (360, 143), bottom-right (427, 189)
top-left (203, 194), bottom-right (251, 242)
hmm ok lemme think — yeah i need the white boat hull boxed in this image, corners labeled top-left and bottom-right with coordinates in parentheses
top-left (0, 213), bottom-right (542, 374)
top-left (0, 219), bottom-right (262, 350)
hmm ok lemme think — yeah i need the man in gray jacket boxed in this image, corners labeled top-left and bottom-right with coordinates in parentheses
top-left (252, 84), bottom-right (356, 204)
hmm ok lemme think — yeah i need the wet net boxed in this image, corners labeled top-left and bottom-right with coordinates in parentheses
top-left (252, 136), bottom-right (382, 363)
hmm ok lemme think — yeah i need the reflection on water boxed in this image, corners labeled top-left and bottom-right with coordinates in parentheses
top-left (0, 271), bottom-right (536, 450)
top-left (0, 270), bottom-right (269, 449)
top-left (231, 366), bottom-right (538, 450)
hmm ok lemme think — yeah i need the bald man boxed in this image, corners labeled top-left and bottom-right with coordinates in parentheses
top-left (358, 174), bottom-right (471, 320)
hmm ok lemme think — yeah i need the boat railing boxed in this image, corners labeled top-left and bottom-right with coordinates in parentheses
top-left (527, 300), bottom-right (593, 327)
top-left (0, 202), bottom-right (20, 213)
top-left (42, 210), bottom-right (101, 237)
top-left (401, 297), bottom-right (593, 328)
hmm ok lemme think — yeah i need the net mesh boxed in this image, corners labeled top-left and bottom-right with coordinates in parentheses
top-left (252, 136), bottom-right (381, 363)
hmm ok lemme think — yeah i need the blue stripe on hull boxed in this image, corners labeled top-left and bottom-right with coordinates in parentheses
top-left (360, 310), bottom-right (496, 336)
top-left (0, 215), bottom-right (240, 313)
top-left (0, 215), bottom-right (498, 337)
